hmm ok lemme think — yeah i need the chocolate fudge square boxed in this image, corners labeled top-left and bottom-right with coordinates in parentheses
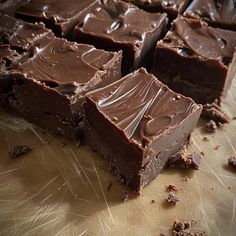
top-left (6, 37), bottom-right (122, 139)
top-left (74, 0), bottom-right (168, 74)
top-left (15, 0), bottom-right (101, 37)
top-left (125, 0), bottom-right (191, 18)
top-left (84, 68), bottom-right (202, 191)
top-left (0, 14), bottom-right (54, 51)
top-left (184, 0), bottom-right (236, 31)
top-left (152, 17), bottom-right (236, 104)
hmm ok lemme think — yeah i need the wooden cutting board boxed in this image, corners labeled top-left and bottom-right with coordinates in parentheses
top-left (0, 82), bottom-right (236, 236)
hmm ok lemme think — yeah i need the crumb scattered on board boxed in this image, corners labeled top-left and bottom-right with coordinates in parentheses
top-left (206, 120), bottom-right (217, 133)
top-left (202, 136), bottom-right (209, 141)
top-left (166, 184), bottom-right (178, 192)
top-left (166, 192), bottom-right (179, 205)
top-left (228, 156), bottom-right (236, 169)
top-left (9, 145), bottom-right (32, 158)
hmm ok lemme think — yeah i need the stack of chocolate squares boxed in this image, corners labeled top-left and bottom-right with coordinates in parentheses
top-left (1, 0), bottom-right (236, 192)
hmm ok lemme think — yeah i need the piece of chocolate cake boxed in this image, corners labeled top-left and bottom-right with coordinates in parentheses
top-left (152, 17), bottom-right (236, 104)
top-left (184, 0), bottom-right (236, 31)
top-left (74, 0), bottom-right (168, 74)
top-left (84, 68), bottom-right (202, 191)
top-left (125, 0), bottom-right (191, 18)
top-left (15, 0), bottom-right (101, 37)
top-left (5, 36), bottom-right (122, 139)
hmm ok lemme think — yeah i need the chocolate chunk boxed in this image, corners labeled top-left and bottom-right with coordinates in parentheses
top-left (202, 102), bottom-right (230, 125)
top-left (152, 17), bottom-right (236, 104)
top-left (184, 0), bottom-right (236, 31)
top-left (5, 37), bottom-right (122, 139)
top-left (74, 0), bottom-right (168, 74)
top-left (84, 68), bottom-right (202, 191)
top-left (16, 0), bottom-right (100, 37)
top-left (166, 184), bottom-right (178, 192)
top-left (9, 145), bottom-right (32, 158)
top-left (169, 151), bottom-right (202, 170)
top-left (206, 120), bottom-right (217, 133)
top-left (166, 192), bottom-right (179, 205)
top-left (202, 136), bottom-right (209, 141)
top-left (228, 156), bottom-right (236, 169)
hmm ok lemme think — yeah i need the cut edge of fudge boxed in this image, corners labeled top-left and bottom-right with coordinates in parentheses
top-left (84, 68), bottom-right (202, 191)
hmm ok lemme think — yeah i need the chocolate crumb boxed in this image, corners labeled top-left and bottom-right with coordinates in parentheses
top-left (9, 145), bottom-right (32, 158)
top-left (200, 151), bottom-right (205, 156)
top-left (166, 192), bottom-right (179, 205)
top-left (233, 116), bottom-right (236, 120)
top-left (121, 192), bottom-right (129, 202)
top-left (214, 145), bottom-right (221, 150)
top-left (151, 199), bottom-right (156, 203)
top-left (206, 120), bottom-right (217, 133)
top-left (202, 137), bottom-right (209, 141)
top-left (228, 156), bottom-right (236, 169)
top-left (107, 181), bottom-right (112, 192)
top-left (166, 184), bottom-right (178, 192)
top-left (228, 186), bottom-right (232, 190)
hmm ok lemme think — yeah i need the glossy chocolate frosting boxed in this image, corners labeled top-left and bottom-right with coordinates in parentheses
top-left (79, 0), bottom-right (166, 44)
top-left (0, 14), bottom-right (53, 50)
top-left (161, 17), bottom-right (236, 64)
top-left (86, 68), bottom-right (200, 146)
top-left (19, 37), bottom-right (120, 97)
top-left (184, 0), bottom-right (236, 30)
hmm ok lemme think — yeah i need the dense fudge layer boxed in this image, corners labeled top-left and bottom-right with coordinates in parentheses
top-left (15, 0), bottom-right (101, 37)
top-left (125, 0), bottom-right (191, 17)
top-left (74, 0), bottom-right (168, 74)
top-left (0, 14), bottom-right (54, 51)
top-left (152, 17), bottom-right (236, 104)
top-left (184, 0), bottom-right (236, 31)
top-left (5, 37), bottom-right (122, 139)
top-left (85, 68), bottom-right (202, 191)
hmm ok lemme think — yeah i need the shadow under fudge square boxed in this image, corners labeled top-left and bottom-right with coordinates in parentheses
top-left (184, 0), bottom-right (236, 31)
top-left (74, 0), bottom-right (168, 74)
top-left (152, 17), bottom-right (236, 105)
top-left (15, 0), bottom-right (101, 37)
top-left (84, 68), bottom-right (202, 191)
top-left (124, 0), bottom-right (191, 18)
top-left (7, 37), bottom-right (122, 139)
top-left (0, 14), bottom-right (54, 51)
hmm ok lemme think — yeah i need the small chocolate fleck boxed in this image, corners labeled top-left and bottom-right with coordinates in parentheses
top-left (107, 181), bottom-right (112, 192)
top-left (121, 192), bottom-right (129, 202)
top-left (202, 137), bottom-right (209, 141)
top-left (206, 120), bottom-right (217, 133)
top-left (233, 116), bottom-right (236, 120)
top-left (214, 145), bottom-right (221, 150)
top-left (151, 199), bottom-right (156, 203)
top-left (9, 145), bottom-right (32, 158)
top-left (166, 184), bottom-right (178, 192)
top-left (166, 192), bottom-right (179, 205)
top-left (228, 156), bottom-right (236, 169)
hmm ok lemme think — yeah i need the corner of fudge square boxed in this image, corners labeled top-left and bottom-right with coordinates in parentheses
top-left (74, 0), bottom-right (168, 74)
top-left (84, 68), bottom-right (202, 192)
top-left (152, 17), bottom-right (236, 105)
top-left (4, 36), bottom-right (122, 140)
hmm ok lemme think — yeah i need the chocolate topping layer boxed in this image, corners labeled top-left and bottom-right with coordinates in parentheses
top-left (163, 17), bottom-right (236, 64)
top-left (0, 14), bottom-right (53, 51)
top-left (16, 0), bottom-right (100, 36)
top-left (87, 68), bottom-right (200, 146)
top-left (184, 0), bottom-right (236, 30)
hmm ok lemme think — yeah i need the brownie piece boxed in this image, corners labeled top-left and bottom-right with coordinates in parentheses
top-left (0, 14), bottom-right (54, 51)
top-left (74, 0), bottom-right (168, 74)
top-left (184, 0), bottom-right (236, 31)
top-left (84, 68), bottom-right (202, 191)
top-left (15, 0), bottom-right (101, 37)
top-left (5, 37), bottom-right (122, 139)
top-left (152, 17), bottom-right (236, 104)
top-left (125, 0), bottom-right (191, 18)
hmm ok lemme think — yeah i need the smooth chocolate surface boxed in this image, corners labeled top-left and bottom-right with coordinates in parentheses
top-left (74, 0), bottom-right (167, 73)
top-left (125, 0), bottom-right (191, 17)
top-left (85, 68), bottom-right (202, 191)
top-left (6, 37), bottom-right (122, 138)
top-left (184, 0), bottom-right (236, 31)
top-left (152, 17), bottom-right (236, 104)
top-left (15, 0), bottom-right (100, 36)
top-left (0, 14), bottom-right (53, 51)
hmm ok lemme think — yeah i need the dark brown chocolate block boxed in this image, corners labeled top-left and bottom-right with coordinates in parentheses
top-left (84, 68), bottom-right (202, 191)
top-left (74, 0), bottom-right (168, 74)
top-left (15, 0), bottom-right (101, 37)
top-left (5, 36), bottom-right (122, 139)
top-left (125, 0), bottom-right (191, 18)
top-left (0, 14), bottom-right (54, 51)
top-left (184, 0), bottom-right (236, 31)
top-left (152, 17), bottom-right (236, 104)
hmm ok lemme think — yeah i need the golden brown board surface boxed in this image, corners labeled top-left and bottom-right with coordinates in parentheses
top-left (0, 83), bottom-right (236, 236)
